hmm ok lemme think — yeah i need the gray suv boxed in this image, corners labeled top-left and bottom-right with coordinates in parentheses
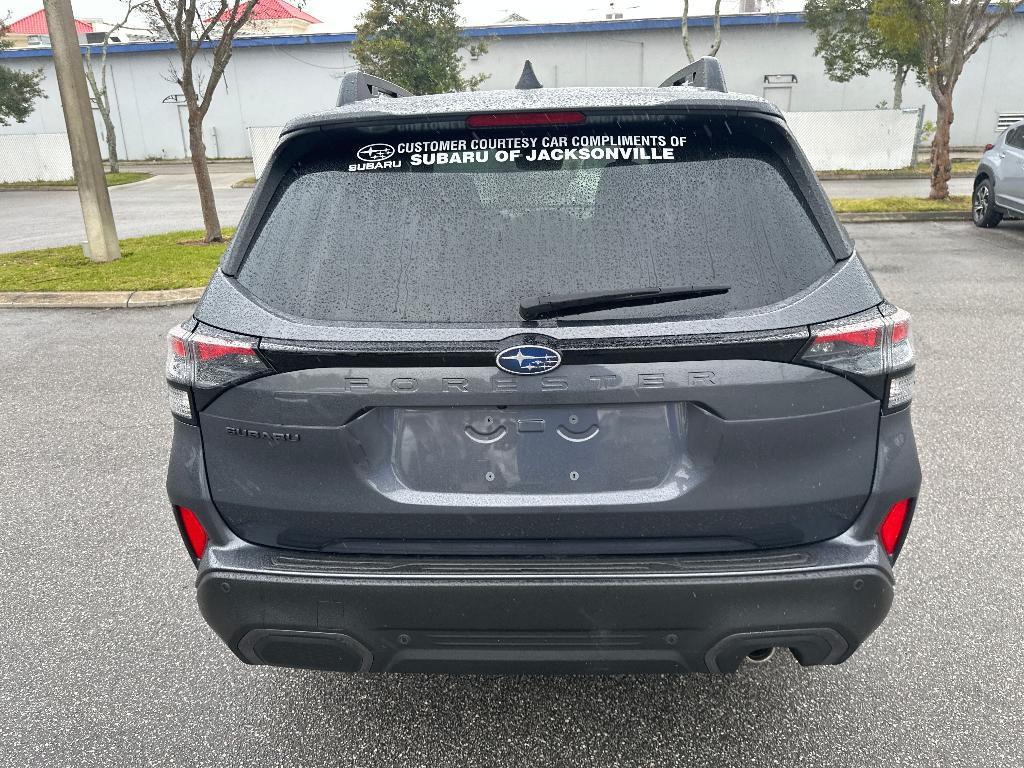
top-left (974, 119), bottom-right (1024, 227)
top-left (165, 60), bottom-right (921, 675)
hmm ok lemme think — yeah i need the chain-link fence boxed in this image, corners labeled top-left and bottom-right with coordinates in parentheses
top-left (785, 108), bottom-right (922, 171)
top-left (247, 126), bottom-right (283, 178)
top-left (0, 134), bottom-right (74, 183)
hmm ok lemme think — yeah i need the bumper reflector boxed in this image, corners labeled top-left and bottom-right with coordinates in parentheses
top-left (177, 506), bottom-right (208, 560)
top-left (879, 499), bottom-right (911, 557)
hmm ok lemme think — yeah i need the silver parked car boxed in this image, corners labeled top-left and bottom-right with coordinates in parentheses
top-left (974, 120), bottom-right (1024, 227)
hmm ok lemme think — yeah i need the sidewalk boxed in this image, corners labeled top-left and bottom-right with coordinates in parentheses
top-left (821, 177), bottom-right (973, 198)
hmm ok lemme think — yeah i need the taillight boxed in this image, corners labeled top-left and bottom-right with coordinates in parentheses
top-left (984, 143), bottom-right (994, 151)
top-left (165, 324), bottom-right (270, 419)
top-left (878, 498), bottom-right (913, 558)
top-left (466, 111), bottom-right (586, 128)
top-left (175, 506), bottom-right (208, 561)
top-left (801, 307), bottom-right (914, 409)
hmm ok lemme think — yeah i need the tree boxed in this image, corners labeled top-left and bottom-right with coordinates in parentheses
top-left (804, 0), bottom-right (922, 109)
top-left (351, 0), bottom-right (488, 95)
top-left (870, 0), bottom-right (1024, 199)
top-left (144, 1), bottom-right (260, 242)
top-left (84, 3), bottom-right (144, 174)
top-left (681, 0), bottom-right (723, 63)
top-left (0, 18), bottom-right (46, 126)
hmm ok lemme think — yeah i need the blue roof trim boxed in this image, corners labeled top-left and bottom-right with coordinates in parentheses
top-left (0, 12), bottom-right (803, 59)
top-left (463, 13), bottom-right (806, 37)
top-left (1, 7), bottom-right (1019, 60)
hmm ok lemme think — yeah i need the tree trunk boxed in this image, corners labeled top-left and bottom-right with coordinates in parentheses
top-left (187, 109), bottom-right (223, 242)
top-left (929, 91), bottom-right (954, 200)
top-left (682, 0), bottom-right (695, 63)
top-left (708, 0), bottom-right (723, 57)
top-left (892, 64), bottom-right (907, 110)
top-left (102, 110), bottom-right (120, 174)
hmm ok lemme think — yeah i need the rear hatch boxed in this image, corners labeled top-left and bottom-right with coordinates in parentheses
top-left (193, 106), bottom-right (885, 555)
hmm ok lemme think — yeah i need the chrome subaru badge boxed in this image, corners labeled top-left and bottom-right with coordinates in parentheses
top-left (496, 345), bottom-right (562, 375)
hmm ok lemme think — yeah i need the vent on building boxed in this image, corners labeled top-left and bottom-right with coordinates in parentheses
top-left (996, 112), bottom-right (1024, 132)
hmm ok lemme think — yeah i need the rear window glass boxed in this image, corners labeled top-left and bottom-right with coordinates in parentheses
top-left (238, 115), bottom-right (835, 324)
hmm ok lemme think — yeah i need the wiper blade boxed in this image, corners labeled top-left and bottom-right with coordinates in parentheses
top-left (519, 285), bottom-right (731, 321)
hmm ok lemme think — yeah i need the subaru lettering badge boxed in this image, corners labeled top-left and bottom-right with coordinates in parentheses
top-left (496, 344), bottom-right (562, 375)
top-left (356, 143), bottom-right (396, 162)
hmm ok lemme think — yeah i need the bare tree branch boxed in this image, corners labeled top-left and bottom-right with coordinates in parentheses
top-left (708, 0), bottom-right (723, 57)
top-left (681, 0), bottom-right (695, 63)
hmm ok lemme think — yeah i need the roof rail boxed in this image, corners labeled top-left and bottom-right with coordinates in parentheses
top-left (336, 71), bottom-right (412, 107)
top-left (660, 56), bottom-right (727, 93)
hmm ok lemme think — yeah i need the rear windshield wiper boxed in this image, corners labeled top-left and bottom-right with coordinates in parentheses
top-left (519, 285), bottom-right (731, 321)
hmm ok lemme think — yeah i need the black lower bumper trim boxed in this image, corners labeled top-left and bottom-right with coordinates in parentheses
top-left (196, 561), bottom-right (893, 675)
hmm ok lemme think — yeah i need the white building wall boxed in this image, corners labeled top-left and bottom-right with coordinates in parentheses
top-left (1, 15), bottom-right (1020, 160)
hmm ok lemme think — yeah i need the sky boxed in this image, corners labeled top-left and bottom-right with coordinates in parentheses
top-left (2, 0), bottom-right (797, 30)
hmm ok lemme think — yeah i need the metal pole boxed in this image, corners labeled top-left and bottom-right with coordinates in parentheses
top-left (43, 0), bottom-right (120, 262)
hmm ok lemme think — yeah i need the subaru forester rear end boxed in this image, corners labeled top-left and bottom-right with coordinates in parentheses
top-left (166, 65), bottom-right (920, 674)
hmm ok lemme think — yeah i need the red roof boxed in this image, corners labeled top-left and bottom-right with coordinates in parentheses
top-left (208, 0), bottom-right (321, 24)
top-left (7, 9), bottom-right (94, 35)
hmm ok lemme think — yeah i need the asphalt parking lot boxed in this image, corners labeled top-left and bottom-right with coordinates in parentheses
top-left (0, 167), bottom-right (253, 254)
top-left (1, 220), bottom-right (1022, 767)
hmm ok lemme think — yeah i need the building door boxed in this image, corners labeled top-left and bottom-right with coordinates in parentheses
top-left (763, 74), bottom-right (797, 112)
top-left (177, 103), bottom-right (191, 158)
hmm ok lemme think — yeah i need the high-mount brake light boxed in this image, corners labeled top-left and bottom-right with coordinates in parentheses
top-left (879, 498), bottom-right (913, 558)
top-left (164, 326), bottom-right (271, 419)
top-left (176, 506), bottom-right (208, 561)
top-left (466, 111), bottom-right (586, 128)
top-left (801, 307), bottom-right (914, 409)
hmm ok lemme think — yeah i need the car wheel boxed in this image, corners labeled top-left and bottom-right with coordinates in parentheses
top-left (972, 179), bottom-right (1003, 228)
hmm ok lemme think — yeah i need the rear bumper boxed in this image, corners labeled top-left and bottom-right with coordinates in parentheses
top-left (195, 541), bottom-right (895, 674)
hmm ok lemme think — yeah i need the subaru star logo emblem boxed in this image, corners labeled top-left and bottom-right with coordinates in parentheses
top-left (356, 143), bottom-right (396, 162)
top-left (496, 344), bottom-right (562, 375)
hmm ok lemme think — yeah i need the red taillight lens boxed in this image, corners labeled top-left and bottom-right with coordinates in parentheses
top-left (811, 325), bottom-right (881, 349)
top-left (801, 308), bottom-right (914, 408)
top-left (985, 143), bottom-right (994, 151)
top-left (165, 326), bottom-right (269, 394)
top-left (466, 111), bottom-right (586, 128)
top-left (177, 506), bottom-right (208, 560)
top-left (891, 317), bottom-right (910, 344)
top-left (879, 498), bottom-right (912, 557)
top-left (802, 315), bottom-right (887, 374)
top-left (194, 337), bottom-right (258, 362)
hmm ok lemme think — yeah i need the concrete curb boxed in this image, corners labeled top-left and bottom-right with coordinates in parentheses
top-left (0, 185), bottom-right (79, 192)
top-left (0, 174), bottom-right (156, 193)
top-left (819, 172), bottom-right (974, 181)
top-left (0, 287), bottom-right (203, 309)
top-left (837, 211), bottom-right (970, 224)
